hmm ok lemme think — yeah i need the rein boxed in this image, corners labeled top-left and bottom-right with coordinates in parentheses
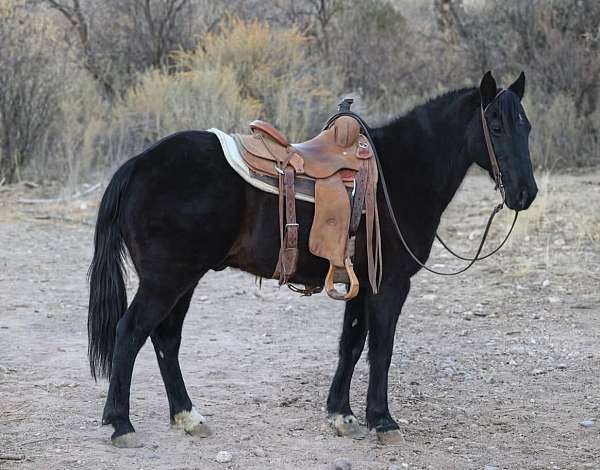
top-left (324, 92), bottom-right (517, 276)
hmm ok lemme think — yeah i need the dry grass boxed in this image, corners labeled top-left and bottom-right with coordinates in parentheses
top-left (497, 171), bottom-right (600, 279)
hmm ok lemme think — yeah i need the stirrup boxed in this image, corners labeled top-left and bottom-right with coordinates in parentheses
top-left (324, 258), bottom-right (359, 301)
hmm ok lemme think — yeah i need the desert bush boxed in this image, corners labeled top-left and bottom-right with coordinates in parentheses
top-left (109, 16), bottom-right (342, 162)
top-left (0, 2), bottom-right (69, 182)
top-left (177, 17), bottom-right (342, 141)
top-left (526, 92), bottom-right (600, 170)
top-left (46, 72), bottom-right (109, 188)
top-left (111, 67), bottom-right (260, 155)
top-left (44, 0), bottom-right (232, 100)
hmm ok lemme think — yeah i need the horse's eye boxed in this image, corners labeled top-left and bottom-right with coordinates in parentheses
top-left (491, 121), bottom-right (502, 133)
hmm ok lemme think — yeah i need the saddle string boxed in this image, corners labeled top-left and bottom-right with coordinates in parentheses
top-left (323, 97), bottom-right (517, 276)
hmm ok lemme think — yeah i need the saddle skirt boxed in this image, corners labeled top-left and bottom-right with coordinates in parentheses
top-left (211, 114), bottom-right (382, 301)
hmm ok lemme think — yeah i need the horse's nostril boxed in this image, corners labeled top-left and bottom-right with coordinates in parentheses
top-left (518, 188), bottom-right (528, 208)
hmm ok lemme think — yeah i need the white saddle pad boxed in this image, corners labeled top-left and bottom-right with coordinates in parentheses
top-left (207, 128), bottom-right (315, 203)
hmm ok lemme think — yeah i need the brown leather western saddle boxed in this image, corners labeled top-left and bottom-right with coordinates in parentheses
top-left (232, 102), bottom-right (382, 300)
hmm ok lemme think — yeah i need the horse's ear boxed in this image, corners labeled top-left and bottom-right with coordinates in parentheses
top-left (479, 71), bottom-right (497, 108)
top-left (509, 71), bottom-right (525, 100)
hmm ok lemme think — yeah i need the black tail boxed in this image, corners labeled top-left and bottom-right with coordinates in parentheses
top-left (88, 159), bottom-right (136, 380)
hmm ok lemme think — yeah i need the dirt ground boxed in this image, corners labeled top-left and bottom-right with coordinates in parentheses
top-left (1, 170), bottom-right (599, 470)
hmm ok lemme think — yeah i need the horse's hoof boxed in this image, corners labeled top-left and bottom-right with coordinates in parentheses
top-left (329, 414), bottom-right (368, 439)
top-left (185, 421), bottom-right (212, 437)
top-left (376, 429), bottom-right (402, 445)
top-left (111, 432), bottom-right (144, 448)
top-left (173, 407), bottom-right (212, 437)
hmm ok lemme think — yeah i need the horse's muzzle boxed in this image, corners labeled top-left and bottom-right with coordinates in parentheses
top-left (510, 182), bottom-right (538, 211)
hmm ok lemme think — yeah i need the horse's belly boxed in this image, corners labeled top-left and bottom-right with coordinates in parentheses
top-left (223, 184), bottom-right (329, 285)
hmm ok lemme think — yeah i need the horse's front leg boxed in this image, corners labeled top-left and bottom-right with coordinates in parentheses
top-left (366, 277), bottom-right (410, 444)
top-left (327, 293), bottom-right (369, 438)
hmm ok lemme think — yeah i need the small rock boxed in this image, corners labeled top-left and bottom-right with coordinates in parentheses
top-left (199, 295), bottom-right (209, 302)
top-left (556, 363), bottom-right (567, 370)
top-left (542, 279), bottom-right (550, 288)
top-left (443, 367), bottom-right (455, 377)
top-left (388, 465), bottom-right (401, 470)
top-left (215, 451), bottom-right (232, 463)
top-left (484, 466), bottom-right (499, 470)
top-left (333, 458), bottom-right (352, 470)
top-left (531, 368), bottom-right (546, 376)
top-left (547, 296), bottom-right (561, 304)
top-left (422, 294), bottom-right (437, 301)
top-left (252, 447), bottom-right (266, 457)
top-left (468, 230), bottom-right (481, 240)
top-left (580, 420), bottom-right (595, 428)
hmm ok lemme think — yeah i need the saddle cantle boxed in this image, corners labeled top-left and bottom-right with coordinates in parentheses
top-left (231, 103), bottom-right (382, 301)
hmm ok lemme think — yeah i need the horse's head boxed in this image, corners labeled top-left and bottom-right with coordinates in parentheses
top-left (467, 71), bottom-right (538, 211)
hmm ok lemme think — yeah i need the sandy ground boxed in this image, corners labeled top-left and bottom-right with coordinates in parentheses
top-left (1, 170), bottom-right (599, 470)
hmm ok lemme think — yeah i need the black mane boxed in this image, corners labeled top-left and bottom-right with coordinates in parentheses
top-left (385, 87), bottom-right (478, 128)
top-left (372, 87), bottom-right (480, 214)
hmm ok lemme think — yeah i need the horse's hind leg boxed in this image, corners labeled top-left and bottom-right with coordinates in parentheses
top-left (102, 282), bottom-right (184, 448)
top-left (150, 283), bottom-right (210, 437)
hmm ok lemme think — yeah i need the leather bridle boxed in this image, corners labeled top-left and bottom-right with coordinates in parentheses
top-left (327, 90), bottom-right (518, 277)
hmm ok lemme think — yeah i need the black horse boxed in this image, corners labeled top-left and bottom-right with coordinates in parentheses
top-left (88, 71), bottom-right (537, 447)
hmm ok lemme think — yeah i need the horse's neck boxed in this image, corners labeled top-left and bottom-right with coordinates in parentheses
top-left (373, 91), bottom-right (476, 233)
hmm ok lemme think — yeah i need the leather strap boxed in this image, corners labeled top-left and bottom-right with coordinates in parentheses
top-left (349, 161), bottom-right (369, 235)
top-left (480, 106), bottom-right (504, 198)
top-left (255, 130), bottom-right (299, 284)
top-left (274, 153), bottom-right (299, 284)
top-left (365, 158), bottom-right (382, 294)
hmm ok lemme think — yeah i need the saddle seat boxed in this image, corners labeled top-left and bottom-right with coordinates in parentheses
top-left (232, 111), bottom-right (381, 301)
top-left (240, 117), bottom-right (369, 181)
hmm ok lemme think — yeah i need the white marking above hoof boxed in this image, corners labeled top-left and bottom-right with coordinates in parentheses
top-left (376, 429), bottom-right (402, 445)
top-left (111, 432), bottom-right (144, 448)
top-left (329, 414), bottom-right (368, 439)
top-left (173, 407), bottom-right (212, 437)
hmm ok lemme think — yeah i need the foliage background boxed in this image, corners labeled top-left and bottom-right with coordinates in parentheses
top-left (0, 0), bottom-right (598, 185)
